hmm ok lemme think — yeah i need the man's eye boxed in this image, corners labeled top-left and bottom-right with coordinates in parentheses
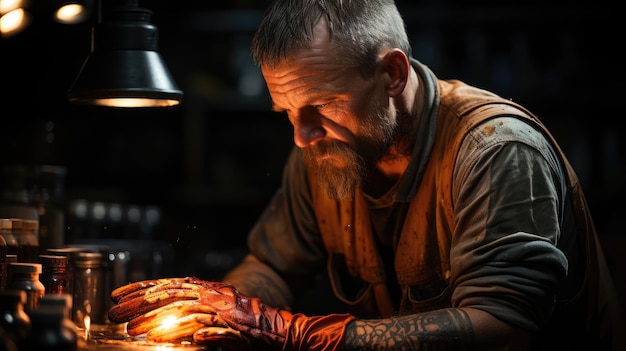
top-left (314, 103), bottom-right (329, 109)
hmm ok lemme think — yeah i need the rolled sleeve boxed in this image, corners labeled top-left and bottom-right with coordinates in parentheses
top-left (451, 117), bottom-right (569, 332)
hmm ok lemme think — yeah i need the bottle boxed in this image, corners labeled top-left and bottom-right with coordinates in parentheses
top-left (19, 219), bottom-right (40, 263)
top-left (0, 219), bottom-right (19, 257)
top-left (45, 246), bottom-right (90, 301)
top-left (39, 293), bottom-right (74, 320)
top-left (31, 165), bottom-right (67, 252)
top-left (0, 234), bottom-right (6, 291)
top-left (3, 255), bottom-right (16, 291)
top-left (39, 254), bottom-right (70, 295)
top-left (0, 328), bottom-right (17, 351)
top-left (12, 218), bottom-right (39, 263)
top-left (0, 289), bottom-right (31, 347)
top-left (71, 251), bottom-right (105, 329)
top-left (5, 262), bottom-right (45, 313)
top-left (21, 305), bottom-right (78, 351)
top-left (7, 220), bottom-right (23, 263)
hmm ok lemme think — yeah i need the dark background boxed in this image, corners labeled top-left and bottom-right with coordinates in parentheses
top-left (0, 0), bottom-right (623, 303)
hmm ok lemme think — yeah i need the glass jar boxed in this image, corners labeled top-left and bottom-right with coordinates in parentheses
top-left (71, 251), bottom-right (105, 329)
top-left (6, 262), bottom-right (45, 313)
top-left (45, 246), bottom-right (88, 298)
top-left (39, 254), bottom-right (71, 295)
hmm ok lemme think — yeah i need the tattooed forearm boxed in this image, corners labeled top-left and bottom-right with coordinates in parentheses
top-left (343, 308), bottom-right (474, 350)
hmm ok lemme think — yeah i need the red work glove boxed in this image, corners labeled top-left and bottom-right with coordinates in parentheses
top-left (109, 278), bottom-right (245, 349)
top-left (108, 277), bottom-right (355, 351)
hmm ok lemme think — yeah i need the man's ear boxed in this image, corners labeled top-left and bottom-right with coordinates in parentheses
top-left (382, 49), bottom-right (409, 97)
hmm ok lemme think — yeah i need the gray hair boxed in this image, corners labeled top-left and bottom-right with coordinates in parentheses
top-left (251, 0), bottom-right (411, 78)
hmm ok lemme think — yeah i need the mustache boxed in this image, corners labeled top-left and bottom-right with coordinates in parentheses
top-left (302, 139), bottom-right (356, 166)
top-left (307, 139), bottom-right (352, 157)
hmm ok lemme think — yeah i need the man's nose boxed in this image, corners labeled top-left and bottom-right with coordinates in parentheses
top-left (292, 113), bottom-right (325, 148)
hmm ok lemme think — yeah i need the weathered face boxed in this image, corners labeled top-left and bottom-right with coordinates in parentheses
top-left (262, 20), bottom-right (397, 199)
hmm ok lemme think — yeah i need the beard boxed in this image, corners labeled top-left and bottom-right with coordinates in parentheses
top-left (302, 99), bottom-right (397, 200)
top-left (303, 139), bottom-right (365, 200)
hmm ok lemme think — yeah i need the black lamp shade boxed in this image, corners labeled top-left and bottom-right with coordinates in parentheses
top-left (68, 4), bottom-right (183, 108)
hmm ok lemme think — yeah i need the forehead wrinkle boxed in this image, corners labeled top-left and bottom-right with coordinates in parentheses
top-left (267, 61), bottom-right (350, 92)
top-left (269, 83), bottom-right (324, 112)
top-left (265, 63), bottom-right (350, 111)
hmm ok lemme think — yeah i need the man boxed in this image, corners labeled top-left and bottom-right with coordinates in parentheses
top-left (108, 0), bottom-right (625, 350)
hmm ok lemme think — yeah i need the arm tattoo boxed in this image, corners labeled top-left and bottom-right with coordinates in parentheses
top-left (344, 308), bottom-right (474, 350)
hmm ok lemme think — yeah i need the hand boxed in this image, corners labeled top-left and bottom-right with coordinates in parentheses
top-left (109, 277), bottom-right (248, 349)
top-left (109, 277), bottom-right (355, 350)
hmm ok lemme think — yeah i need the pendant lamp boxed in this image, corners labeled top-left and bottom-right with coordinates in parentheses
top-left (68, 0), bottom-right (182, 108)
